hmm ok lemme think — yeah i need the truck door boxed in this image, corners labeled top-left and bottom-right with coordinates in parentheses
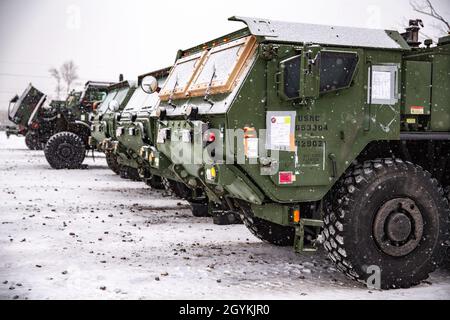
top-left (402, 60), bottom-right (432, 128)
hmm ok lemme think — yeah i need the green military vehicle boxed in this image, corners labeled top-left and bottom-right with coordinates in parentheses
top-left (110, 67), bottom-right (213, 216)
top-left (149, 17), bottom-right (450, 289)
top-left (44, 81), bottom-right (113, 169)
top-left (99, 69), bottom-right (170, 183)
top-left (5, 84), bottom-right (66, 150)
top-left (89, 80), bottom-right (137, 175)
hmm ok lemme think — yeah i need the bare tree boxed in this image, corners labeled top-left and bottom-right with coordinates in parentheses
top-left (410, 0), bottom-right (450, 35)
top-left (60, 60), bottom-right (79, 94)
top-left (48, 67), bottom-right (62, 100)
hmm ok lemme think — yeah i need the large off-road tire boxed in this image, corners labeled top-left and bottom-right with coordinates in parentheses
top-left (105, 152), bottom-right (121, 175)
top-left (163, 179), bottom-right (193, 200)
top-left (190, 202), bottom-right (211, 217)
top-left (145, 175), bottom-right (165, 190)
top-left (212, 211), bottom-right (242, 225)
top-left (445, 187), bottom-right (450, 204)
top-left (172, 182), bottom-right (193, 200)
top-left (161, 177), bottom-right (174, 196)
top-left (322, 158), bottom-right (450, 289)
top-left (445, 187), bottom-right (450, 263)
top-left (25, 131), bottom-right (42, 150)
top-left (119, 166), bottom-right (141, 181)
top-left (44, 132), bottom-right (86, 169)
top-left (238, 202), bottom-right (295, 246)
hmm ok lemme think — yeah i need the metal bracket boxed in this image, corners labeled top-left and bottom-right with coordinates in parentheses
top-left (294, 218), bottom-right (324, 253)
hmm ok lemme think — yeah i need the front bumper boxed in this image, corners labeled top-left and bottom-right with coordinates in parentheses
top-left (5, 126), bottom-right (23, 138)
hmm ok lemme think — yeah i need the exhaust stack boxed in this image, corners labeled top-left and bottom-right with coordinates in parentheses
top-left (401, 19), bottom-right (424, 48)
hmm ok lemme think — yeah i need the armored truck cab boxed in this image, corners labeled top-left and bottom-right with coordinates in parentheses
top-left (6, 84), bottom-right (70, 150)
top-left (44, 81), bottom-right (113, 169)
top-left (7, 84), bottom-right (46, 132)
top-left (6, 84), bottom-right (61, 150)
top-left (89, 80), bottom-right (137, 174)
top-left (109, 69), bottom-right (170, 182)
top-left (153, 17), bottom-right (450, 289)
top-left (112, 68), bottom-right (210, 216)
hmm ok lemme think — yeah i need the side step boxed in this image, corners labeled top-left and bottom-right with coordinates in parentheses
top-left (294, 218), bottom-right (324, 253)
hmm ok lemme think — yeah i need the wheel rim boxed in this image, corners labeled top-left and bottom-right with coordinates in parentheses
top-left (373, 198), bottom-right (424, 257)
top-left (57, 143), bottom-right (74, 158)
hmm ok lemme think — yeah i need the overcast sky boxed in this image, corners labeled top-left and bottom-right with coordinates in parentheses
top-left (0, 0), bottom-right (449, 109)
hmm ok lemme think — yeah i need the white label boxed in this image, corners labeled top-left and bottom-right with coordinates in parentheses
top-left (371, 71), bottom-right (391, 100)
top-left (266, 111), bottom-right (296, 151)
top-left (270, 116), bottom-right (291, 149)
top-left (246, 138), bottom-right (259, 158)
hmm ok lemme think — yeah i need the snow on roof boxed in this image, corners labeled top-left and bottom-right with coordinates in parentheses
top-left (84, 81), bottom-right (116, 88)
top-left (229, 16), bottom-right (410, 50)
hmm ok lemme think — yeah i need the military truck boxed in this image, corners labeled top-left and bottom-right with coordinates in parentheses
top-left (108, 67), bottom-right (214, 216)
top-left (44, 81), bottom-right (113, 169)
top-left (89, 80), bottom-right (137, 174)
top-left (6, 84), bottom-right (66, 150)
top-left (94, 69), bottom-right (169, 183)
top-left (149, 17), bottom-right (450, 289)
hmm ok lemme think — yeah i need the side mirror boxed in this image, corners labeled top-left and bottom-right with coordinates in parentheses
top-left (141, 76), bottom-right (159, 94)
top-left (109, 100), bottom-right (120, 112)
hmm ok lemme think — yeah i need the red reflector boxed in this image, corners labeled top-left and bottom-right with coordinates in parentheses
top-left (279, 172), bottom-right (294, 184)
top-left (204, 132), bottom-right (216, 143)
top-left (410, 106), bottom-right (425, 115)
top-left (31, 122), bottom-right (39, 129)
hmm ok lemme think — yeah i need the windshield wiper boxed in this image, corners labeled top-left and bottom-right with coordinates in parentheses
top-left (204, 66), bottom-right (216, 107)
top-left (168, 77), bottom-right (179, 110)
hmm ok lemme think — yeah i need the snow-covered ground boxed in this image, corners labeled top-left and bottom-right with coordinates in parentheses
top-left (0, 133), bottom-right (449, 300)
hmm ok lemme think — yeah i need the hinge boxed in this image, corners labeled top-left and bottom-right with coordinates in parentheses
top-left (260, 44), bottom-right (279, 60)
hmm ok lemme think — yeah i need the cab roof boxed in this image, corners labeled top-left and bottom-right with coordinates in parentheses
top-left (84, 81), bottom-right (116, 89)
top-left (230, 16), bottom-right (411, 50)
top-left (106, 80), bottom-right (136, 91)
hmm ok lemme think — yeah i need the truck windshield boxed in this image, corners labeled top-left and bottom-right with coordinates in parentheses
top-left (159, 52), bottom-right (205, 100)
top-left (123, 87), bottom-right (152, 113)
top-left (9, 97), bottom-right (23, 118)
top-left (113, 87), bottom-right (129, 106)
top-left (188, 36), bottom-right (256, 96)
top-left (97, 90), bottom-right (118, 113)
top-left (193, 45), bottom-right (241, 87)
